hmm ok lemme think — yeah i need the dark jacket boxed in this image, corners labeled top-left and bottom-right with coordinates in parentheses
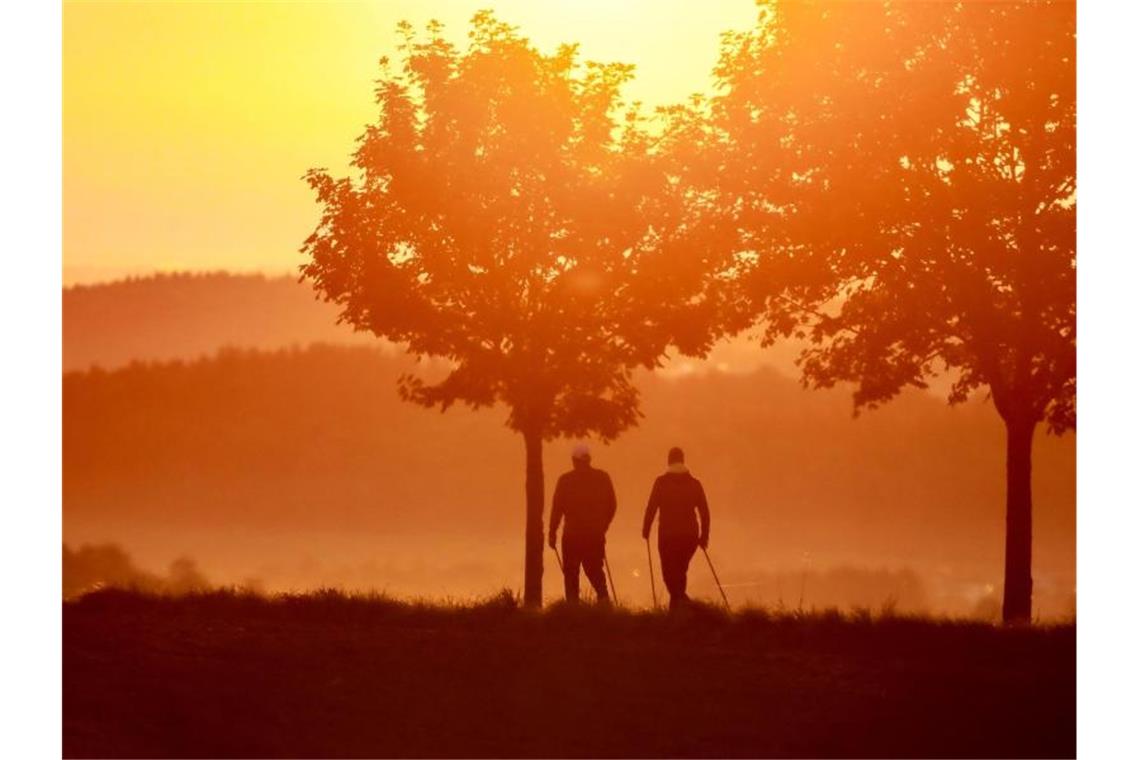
top-left (550, 465), bottom-right (617, 541)
top-left (642, 468), bottom-right (710, 543)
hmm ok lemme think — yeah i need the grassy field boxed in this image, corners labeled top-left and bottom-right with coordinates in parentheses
top-left (64, 589), bottom-right (1075, 758)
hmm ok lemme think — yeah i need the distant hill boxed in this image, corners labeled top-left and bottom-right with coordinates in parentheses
top-left (63, 272), bottom-right (373, 371)
top-left (62, 271), bottom-right (800, 375)
top-left (63, 344), bottom-right (1075, 616)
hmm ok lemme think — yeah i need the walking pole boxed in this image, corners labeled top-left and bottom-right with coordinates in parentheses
top-left (701, 547), bottom-right (730, 609)
top-left (645, 537), bottom-right (659, 609)
top-left (552, 544), bottom-right (563, 572)
top-left (603, 554), bottom-right (619, 606)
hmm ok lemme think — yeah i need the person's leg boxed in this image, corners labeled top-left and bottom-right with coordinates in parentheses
top-left (561, 536), bottom-right (582, 603)
top-left (658, 536), bottom-right (684, 607)
top-left (581, 538), bottom-right (609, 602)
top-left (675, 538), bottom-right (698, 599)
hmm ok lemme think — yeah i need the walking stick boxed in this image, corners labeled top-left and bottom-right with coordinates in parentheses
top-left (701, 547), bottom-right (730, 609)
top-left (603, 554), bottom-right (618, 606)
top-left (645, 537), bottom-right (659, 609)
top-left (552, 544), bottom-right (563, 572)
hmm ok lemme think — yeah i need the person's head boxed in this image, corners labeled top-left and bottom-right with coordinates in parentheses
top-left (571, 442), bottom-right (591, 468)
top-left (668, 446), bottom-right (685, 465)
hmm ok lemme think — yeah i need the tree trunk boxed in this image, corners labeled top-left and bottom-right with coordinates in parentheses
top-left (522, 429), bottom-right (545, 607)
top-left (1001, 416), bottom-right (1036, 624)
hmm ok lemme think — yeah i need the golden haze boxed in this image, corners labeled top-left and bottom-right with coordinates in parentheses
top-left (63, 0), bottom-right (757, 283)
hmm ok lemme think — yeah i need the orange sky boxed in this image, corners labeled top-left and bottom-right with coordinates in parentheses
top-left (63, 0), bottom-right (758, 285)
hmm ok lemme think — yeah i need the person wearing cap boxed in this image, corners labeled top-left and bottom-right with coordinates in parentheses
top-left (641, 446), bottom-right (710, 610)
top-left (548, 443), bottom-right (617, 604)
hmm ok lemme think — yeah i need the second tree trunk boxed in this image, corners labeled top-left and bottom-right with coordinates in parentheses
top-left (1001, 416), bottom-right (1036, 624)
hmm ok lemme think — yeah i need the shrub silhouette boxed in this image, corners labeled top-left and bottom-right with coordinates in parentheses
top-left (63, 543), bottom-right (210, 599)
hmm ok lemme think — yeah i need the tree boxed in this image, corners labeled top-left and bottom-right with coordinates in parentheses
top-left (300, 14), bottom-right (719, 606)
top-left (711, 1), bottom-right (1074, 622)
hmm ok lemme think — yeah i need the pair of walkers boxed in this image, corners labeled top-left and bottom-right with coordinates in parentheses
top-left (547, 443), bottom-right (711, 609)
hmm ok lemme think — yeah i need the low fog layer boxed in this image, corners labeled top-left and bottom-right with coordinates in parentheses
top-left (64, 343), bottom-right (1075, 619)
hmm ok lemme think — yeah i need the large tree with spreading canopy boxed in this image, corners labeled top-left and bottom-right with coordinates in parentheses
top-left (710, 0), bottom-right (1074, 622)
top-left (301, 13), bottom-right (725, 606)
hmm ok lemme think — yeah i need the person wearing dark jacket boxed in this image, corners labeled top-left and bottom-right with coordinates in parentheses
top-left (549, 443), bottom-right (617, 603)
top-left (642, 446), bottom-right (710, 609)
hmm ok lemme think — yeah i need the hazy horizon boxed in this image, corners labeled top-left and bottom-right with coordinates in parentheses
top-left (63, 278), bottom-right (1075, 619)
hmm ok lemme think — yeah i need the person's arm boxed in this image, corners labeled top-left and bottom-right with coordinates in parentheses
top-left (641, 479), bottom-right (660, 539)
top-left (549, 476), bottom-right (565, 548)
top-left (603, 473), bottom-right (617, 530)
top-left (695, 480), bottom-right (710, 548)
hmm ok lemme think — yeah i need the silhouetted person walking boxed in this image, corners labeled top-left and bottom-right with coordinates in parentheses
top-left (642, 447), bottom-right (710, 610)
top-left (549, 443), bottom-right (617, 604)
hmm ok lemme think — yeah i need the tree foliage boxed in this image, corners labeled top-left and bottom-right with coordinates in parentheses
top-left (712, 0), bottom-right (1075, 433)
top-left (302, 12), bottom-right (720, 442)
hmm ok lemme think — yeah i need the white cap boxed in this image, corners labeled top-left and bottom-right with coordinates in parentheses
top-left (571, 442), bottom-right (591, 460)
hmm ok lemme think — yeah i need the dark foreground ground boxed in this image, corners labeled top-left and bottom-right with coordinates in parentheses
top-left (64, 589), bottom-right (1075, 758)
